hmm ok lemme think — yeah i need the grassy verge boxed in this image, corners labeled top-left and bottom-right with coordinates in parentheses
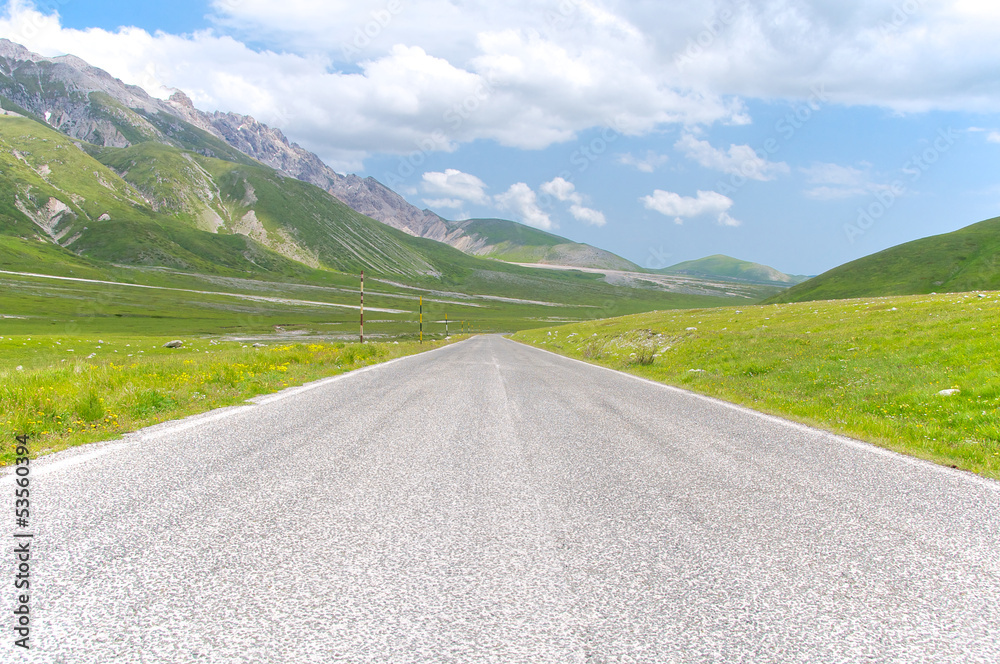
top-left (512, 292), bottom-right (1000, 480)
top-left (1, 334), bottom-right (459, 465)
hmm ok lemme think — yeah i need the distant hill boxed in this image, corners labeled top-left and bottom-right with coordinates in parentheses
top-left (658, 255), bottom-right (807, 285)
top-left (444, 218), bottom-right (642, 271)
top-left (768, 215), bottom-right (1000, 303)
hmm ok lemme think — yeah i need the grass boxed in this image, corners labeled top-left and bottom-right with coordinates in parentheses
top-left (513, 291), bottom-right (1000, 480)
top-left (0, 333), bottom-right (457, 465)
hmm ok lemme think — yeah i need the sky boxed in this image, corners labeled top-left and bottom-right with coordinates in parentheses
top-left (1, 0), bottom-right (999, 275)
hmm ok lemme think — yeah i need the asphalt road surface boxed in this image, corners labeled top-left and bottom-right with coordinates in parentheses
top-left (3, 335), bottom-right (999, 663)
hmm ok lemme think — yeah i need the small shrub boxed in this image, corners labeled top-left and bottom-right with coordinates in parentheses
top-left (632, 345), bottom-right (655, 366)
top-left (582, 339), bottom-right (603, 359)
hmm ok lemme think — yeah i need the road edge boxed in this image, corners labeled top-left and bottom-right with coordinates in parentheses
top-left (505, 336), bottom-right (1000, 491)
top-left (1, 338), bottom-right (473, 480)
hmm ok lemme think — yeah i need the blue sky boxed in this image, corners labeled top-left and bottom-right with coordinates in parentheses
top-left (3, 0), bottom-right (999, 275)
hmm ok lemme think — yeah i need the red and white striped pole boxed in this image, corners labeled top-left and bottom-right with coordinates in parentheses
top-left (360, 270), bottom-right (364, 343)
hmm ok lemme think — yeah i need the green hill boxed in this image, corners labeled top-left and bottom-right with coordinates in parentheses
top-left (446, 218), bottom-right (642, 271)
top-left (659, 254), bottom-right (806, 285)
top-left (769, 215), bottom-right (1000, 303)
top-left (0, 116), bottom-right (436, 278)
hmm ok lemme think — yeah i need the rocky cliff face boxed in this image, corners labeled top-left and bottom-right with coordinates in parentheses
top-left (205, 109), bottom-right (452, 240)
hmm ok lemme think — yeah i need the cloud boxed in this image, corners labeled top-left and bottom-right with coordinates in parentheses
top-left (5, 0), bottom-right (1000, 176)
top-left (988, 132), bottom-right (1000, 143)
top-left (422, 198), bottom-right (465, 209)
top-left (800, 162), bottom-right (899, 200)
top-left (540, 177), bottom-right (607, 226)
top-left (675, 133), bottom-right (789, 181)
top-left (494, 182), bottom-right (553, 230)
top-left (642, 0), bottom-right (1000, 113)
top-left (641, 189), bottom-right (740, 226)
top-left (540, 177), bottom-right (582, 204)
top-left (569, 204), bottom-right (606, 227)
top-left (617, 151), bottom-right (669, 173)
top-left (421, 169), bottom-right (489, 204)
top-left (0, 1), bottom-right (749, 171)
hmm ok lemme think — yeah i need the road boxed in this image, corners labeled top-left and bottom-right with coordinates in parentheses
top-left (3, 335), bottom-right (999, 663)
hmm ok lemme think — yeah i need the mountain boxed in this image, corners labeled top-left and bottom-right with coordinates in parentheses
top-left (0, 115), bottom-right (450, 278)
top-left (442, 218), bottom-right (642, 270)
top-left (0, 39), bottom-right (633, 271)
top-left (1, 101), bottom-right (759, 330)
top-left (658, 255), bottom-right (807, 285)
top-left (768, 215), bottom-right (1000, 303)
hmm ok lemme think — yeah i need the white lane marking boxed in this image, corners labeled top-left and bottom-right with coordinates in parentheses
top-left (506, 337), bottom-right (1000, 492)
top-left (0, 339), bottom-right (471, 481)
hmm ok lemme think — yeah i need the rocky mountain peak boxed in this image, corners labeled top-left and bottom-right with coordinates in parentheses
top-left (50, 53), bottom-right (92, 71)
top-left (0, 38), bottom-right (40, 62)
top-left (168, 90), bottom-right (195, 109)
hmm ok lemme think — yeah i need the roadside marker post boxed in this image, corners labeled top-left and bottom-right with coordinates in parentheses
top-left (360, 270), bottom-right (364, 343)
top-left (445, 313), bottom-right (448, 337)
top-left (419, 296), bottom-right (423, 344)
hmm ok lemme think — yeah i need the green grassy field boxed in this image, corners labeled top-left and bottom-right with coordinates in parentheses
top-left (0, 263), bottom-right (734, 339)
top-left (0, 333), bottom-right (457, 465)
top-left (513, 292), bottom-right (1000, 480)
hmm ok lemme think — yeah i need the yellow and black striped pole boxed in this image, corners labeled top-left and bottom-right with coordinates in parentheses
top-left (419, 296), bottom-right (423, 344)
top-left (359, 270), bottom-right (364, 343)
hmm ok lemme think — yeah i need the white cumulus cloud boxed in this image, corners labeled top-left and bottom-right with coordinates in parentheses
top-left (0, 1), bottom-right (748, 171)
top-left (4, 0), bottom-right (1000, 174)
top-left (494, 183), bottom-right (553, 230)
top-left (641, 189), bottom-right (740, 227)
top-left (569, 204), bottom-right (607, 227)
top-left (540, 177), bottom-right (607, 226)
top-left (675, 133), bottom-right (789, 181)
top-left (540, 177), bottom-right (582, 204)
top-left (421, 169), bottom-right (489, 204)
